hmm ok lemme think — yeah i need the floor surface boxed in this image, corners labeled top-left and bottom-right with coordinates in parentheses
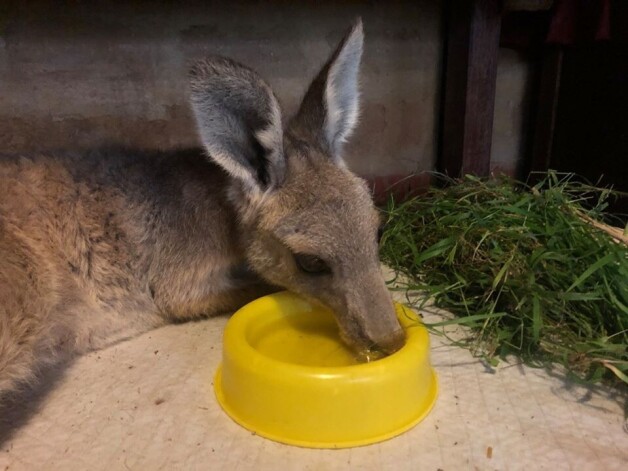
top-left (1, 290), bottom-right (626, 470)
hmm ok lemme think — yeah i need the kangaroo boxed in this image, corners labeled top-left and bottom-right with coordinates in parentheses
top-left (0, 20), bottom-right (404, 400)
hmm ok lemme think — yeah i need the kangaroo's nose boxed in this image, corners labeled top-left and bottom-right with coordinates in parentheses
top-left (375, 329), bottom-right (406, 355)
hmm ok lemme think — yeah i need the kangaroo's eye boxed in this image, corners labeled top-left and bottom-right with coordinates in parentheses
top-left (294, 253), bottom-right (331, 275)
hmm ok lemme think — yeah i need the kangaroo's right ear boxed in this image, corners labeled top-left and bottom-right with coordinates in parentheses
top-left (289, 20), bottom-right (364, 165)
top-left (189, 57), bottom-right (285, 194)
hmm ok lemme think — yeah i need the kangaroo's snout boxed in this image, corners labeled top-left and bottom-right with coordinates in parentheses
top-left (336, 272), bottom-right (405, 356)
top-left (376, 329), bottom-right (406, 355)
top-left (351, 311), bottom-right (405, 356)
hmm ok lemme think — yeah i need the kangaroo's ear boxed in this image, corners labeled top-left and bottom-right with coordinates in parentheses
top-left (189, 57), bottom-right (285, 193)
top-left (289, 20), bottom-right (364, 164)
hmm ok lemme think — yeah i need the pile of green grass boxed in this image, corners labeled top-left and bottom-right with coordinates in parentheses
top-left (380, 172), bottom-right (628, 386)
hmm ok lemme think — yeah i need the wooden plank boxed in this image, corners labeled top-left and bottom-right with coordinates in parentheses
top-left (440, 0), bottom-right (502, 177)
top-left (528, 46), bottom-right (563, 174)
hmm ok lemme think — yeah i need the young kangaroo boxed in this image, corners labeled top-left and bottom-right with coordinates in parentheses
top-left (0, 20), bottom-right (404, 400)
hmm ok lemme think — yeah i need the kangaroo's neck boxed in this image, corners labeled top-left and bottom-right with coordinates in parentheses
top-left (138, 149), bottom-right (263, 317)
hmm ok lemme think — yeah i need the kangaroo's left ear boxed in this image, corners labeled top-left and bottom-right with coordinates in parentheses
top-left (289, 20), bottom-right (364, 164)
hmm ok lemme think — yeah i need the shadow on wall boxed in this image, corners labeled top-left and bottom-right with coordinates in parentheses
top-left (0, 0), bottom-right (530, 184)
top-left (0, 0), bottom-right (441, 179)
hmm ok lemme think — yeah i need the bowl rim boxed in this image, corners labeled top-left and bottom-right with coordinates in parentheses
top-left (222, 291), bottom-right (430, 375)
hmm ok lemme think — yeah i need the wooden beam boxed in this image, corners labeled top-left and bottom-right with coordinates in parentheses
top-left (528, 46), bottom-right (563, 174)
top-left (440, 0), bottom-right (502, 177)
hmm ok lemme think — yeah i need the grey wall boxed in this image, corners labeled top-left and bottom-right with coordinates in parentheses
top-left (492, 48), bottom-right (533, 176)
top-left (0, 1), bottom-right (530, 178)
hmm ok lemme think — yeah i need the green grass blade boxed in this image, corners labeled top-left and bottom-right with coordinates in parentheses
top-left (532, 296), bottom-right (542, 343)
top-left (567, 252), bottom-right (615, 292)
top-left (425, 312), bottom-right (507, 327)
top-left (602, 362), bottom-right (628, 384)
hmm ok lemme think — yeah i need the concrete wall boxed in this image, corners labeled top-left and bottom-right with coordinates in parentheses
top-left (492, 48), bottom-right (533, 176)
top-left (0, 0), bottom-right (530, 179)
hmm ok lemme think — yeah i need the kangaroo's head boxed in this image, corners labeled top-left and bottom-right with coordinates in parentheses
top-left (189, 20), bottom-right (404, 355)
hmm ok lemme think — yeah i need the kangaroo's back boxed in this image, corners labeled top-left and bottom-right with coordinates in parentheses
top-left (0, 148), bottom-right (248, 395)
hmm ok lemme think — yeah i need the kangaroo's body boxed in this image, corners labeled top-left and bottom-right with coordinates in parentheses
top-left (0, 21), bottom-right (404, 400)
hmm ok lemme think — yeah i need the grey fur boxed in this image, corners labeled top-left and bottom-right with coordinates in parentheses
top-left (290, 20), bottom-right (364, 162)
top-left (189, 57), bottom-right (285, 192)
top-left (0, 21), bottom-right (403, 401)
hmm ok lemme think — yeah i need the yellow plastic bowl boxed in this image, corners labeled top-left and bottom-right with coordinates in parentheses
top-left (214, 291), bottom-right (438, 448)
